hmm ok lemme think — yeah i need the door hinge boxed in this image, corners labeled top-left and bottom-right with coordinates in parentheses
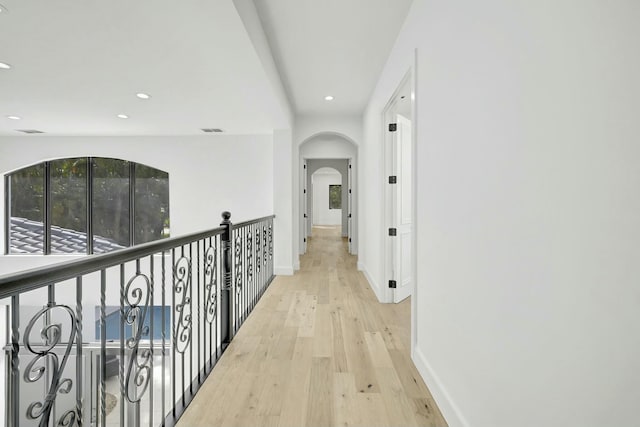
top-left (304, 214), bottom-right (307, 218)
top-left (349, 238), bottom-right (352, 242)
top-left (304, 164), bottom-right (306, 169)
top-left (389, 123), bottom-right (397, 132)
top-left (348, 213), bottom-right (352, 218)
top-left (303, 189), bottom-right (306, 193)
top-left (349, 164), bottom-right (352, 169)
top-left (388, 228), bottom-right (397, 236)
top-left (388, 280), bottom-right (397, 288)
top-left (304, 238), bottom-right (306, 243)
top-left (349, 189), bottom-right (352, 193)
top-left (388, 175), bottom-right (397, 184)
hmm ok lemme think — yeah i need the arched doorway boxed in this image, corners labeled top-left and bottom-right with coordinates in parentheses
top-left (299, 133), bottom-right (357, 256)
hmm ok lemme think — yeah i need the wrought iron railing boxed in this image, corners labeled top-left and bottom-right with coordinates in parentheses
top-left (0, 212), bottom-right (274, 427)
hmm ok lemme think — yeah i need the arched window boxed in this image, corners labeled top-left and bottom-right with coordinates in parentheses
top-left (5, 158), bottom-right (169, 254)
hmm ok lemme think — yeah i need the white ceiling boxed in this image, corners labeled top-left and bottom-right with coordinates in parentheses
top-left (253, 0), bottom-right (414, 116)
top-left (0, 0), bottom-right (413, 137)
top-left (0, 0), bottom-right (290, 136)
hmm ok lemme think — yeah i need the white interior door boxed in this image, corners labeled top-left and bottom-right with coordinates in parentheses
top-left (303, 160), bottom-right (308, 253)
top-left (348, 159), bottom-right (353, 253)
top-left (385, 72), bottom-right (414, 304)
top-left (392, 114), bottom-right (413, 303)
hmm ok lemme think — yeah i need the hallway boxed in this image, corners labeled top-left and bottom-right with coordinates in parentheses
top-left (179, 226), bottom-right (446, 427)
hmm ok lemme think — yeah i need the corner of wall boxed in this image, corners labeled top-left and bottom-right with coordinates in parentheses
top-left (412, 346), bottom-right (470, 427)
top-left (274, 266), bottom-right (294, 276)
top-left (359, 262), bottom-right (385, 303)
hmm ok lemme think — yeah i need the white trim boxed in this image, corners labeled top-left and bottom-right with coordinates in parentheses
top-left (410, 48), bottom-right (418, 358)
top-left (274, 266), bottom-right (294, 276)
top-left (293, 260), bottom-right (300, 271)
top-left (413, 346), bottom-right (470, 427)
top-left (359, 262), bottom-right (387, 303)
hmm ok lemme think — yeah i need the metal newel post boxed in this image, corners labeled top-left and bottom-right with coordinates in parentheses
top-left (220, 211), bottom-right (233, 345)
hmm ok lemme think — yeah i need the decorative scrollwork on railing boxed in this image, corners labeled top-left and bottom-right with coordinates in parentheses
top-left (204, 245), bottom-right (218, 324)
top-left (255, 228), bottom-right (262, 273)
top-left (234, 234), bottom-right (243, 295)
top-left (263, 225), bottom-right (268, 266)
top-left (246, 230), bottom-right (253, 286)
top-left (174, 254), bottom-right (192, 354)
top-left (123, 272), bottom-right (152, 403)
top-left (57, 410), bottom-right (78, 426)
top-left (23, 304), bottom-right (78, 426)
top-left (268, 223), bottom-right (273, 260)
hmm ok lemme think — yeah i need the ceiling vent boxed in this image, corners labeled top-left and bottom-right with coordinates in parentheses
top-left (16, 129), bottom-right (45, 134)
top-left (201, 128), bottom-right (223, 133)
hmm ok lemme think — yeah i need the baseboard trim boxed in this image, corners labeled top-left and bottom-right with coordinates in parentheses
top-left (413, 346), bottom-right (470, 427)
top-left (360, 263), bottom-right (384, 303)
top-left (274, 266), bottom-right (294, 276)
top-left (357, 261), bottom-right (364, 271)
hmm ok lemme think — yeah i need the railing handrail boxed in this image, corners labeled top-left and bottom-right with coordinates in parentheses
top-left (0, 216), bottom-right (270, 300)
top-left (233, 214), bottom-right (276, 228)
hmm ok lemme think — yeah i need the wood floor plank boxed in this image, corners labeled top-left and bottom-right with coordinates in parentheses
top-left (353, 392), bottom-right (392, 427)
top-left (313, 303), bottom-right (333, 357)
top-left (278, 354), bottom-right (312, 427)
top-left (305, 357), bottom-right (334, 427)
top-left (330, 307), bottom-right (349, 373)
top-left (364, 331), bottom-right (395, 368)
top-left (178, 226), bottom-right (447, 427)
top-left (333, 372), bottom-right (357, 427)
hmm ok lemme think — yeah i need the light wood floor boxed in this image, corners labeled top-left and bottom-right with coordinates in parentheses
top-left (178, 226), bottom-right (447, 427)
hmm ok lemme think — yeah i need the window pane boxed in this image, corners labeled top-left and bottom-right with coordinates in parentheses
top-left (8, 164), bottom-right (45, 254)
top-left (50, 158), bottom-right (88, 254)
top-left (329, 185), bottom-right (342, 209)
top-left (135, 164), bottom-right (170, 244)
top-left (92, 158), bottom-right (130, 253)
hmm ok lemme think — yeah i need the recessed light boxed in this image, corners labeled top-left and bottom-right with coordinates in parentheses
top-left (324, 95), bottom-right (334, 101)
top-left (136, 93), bottom-right (151, 99)
top-left (0, 3), bottom-right (7, 13)
top-left (7, 115), bottom-right (21, 120)
top-left (117, 114), bottom-right (129, 119)
top-left (0, 62), bottom-right (11, 69)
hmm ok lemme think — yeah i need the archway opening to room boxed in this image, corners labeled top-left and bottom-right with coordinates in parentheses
top-left (299, 133), bottom-right (357, 255)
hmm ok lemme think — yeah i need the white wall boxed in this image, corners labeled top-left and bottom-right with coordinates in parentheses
top-left (273, 129), bottom-right (295, 275)
top-left (312, 170), bottom-right (342, 226)
top-left (300, 135), bottom-right (356, 159)
top-left (295, 115), bottom-right (362, 147)
top-left (0, 134), bottom-right (274, 274)
top-left (363, 1), bottom-right (640, 426)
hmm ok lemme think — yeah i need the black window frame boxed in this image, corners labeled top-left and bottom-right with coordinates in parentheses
top-left (4, 157), bottom-right (169, 255)
top-left (329, 184), bottom-right (342, 210)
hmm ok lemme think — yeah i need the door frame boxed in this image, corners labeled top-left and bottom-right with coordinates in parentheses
top-left (381, 64), bottom-right (417, 319)
top-left (302, 158), bottom-right (355, 254)
top-left (303, 159), bottom-right (308, 253)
